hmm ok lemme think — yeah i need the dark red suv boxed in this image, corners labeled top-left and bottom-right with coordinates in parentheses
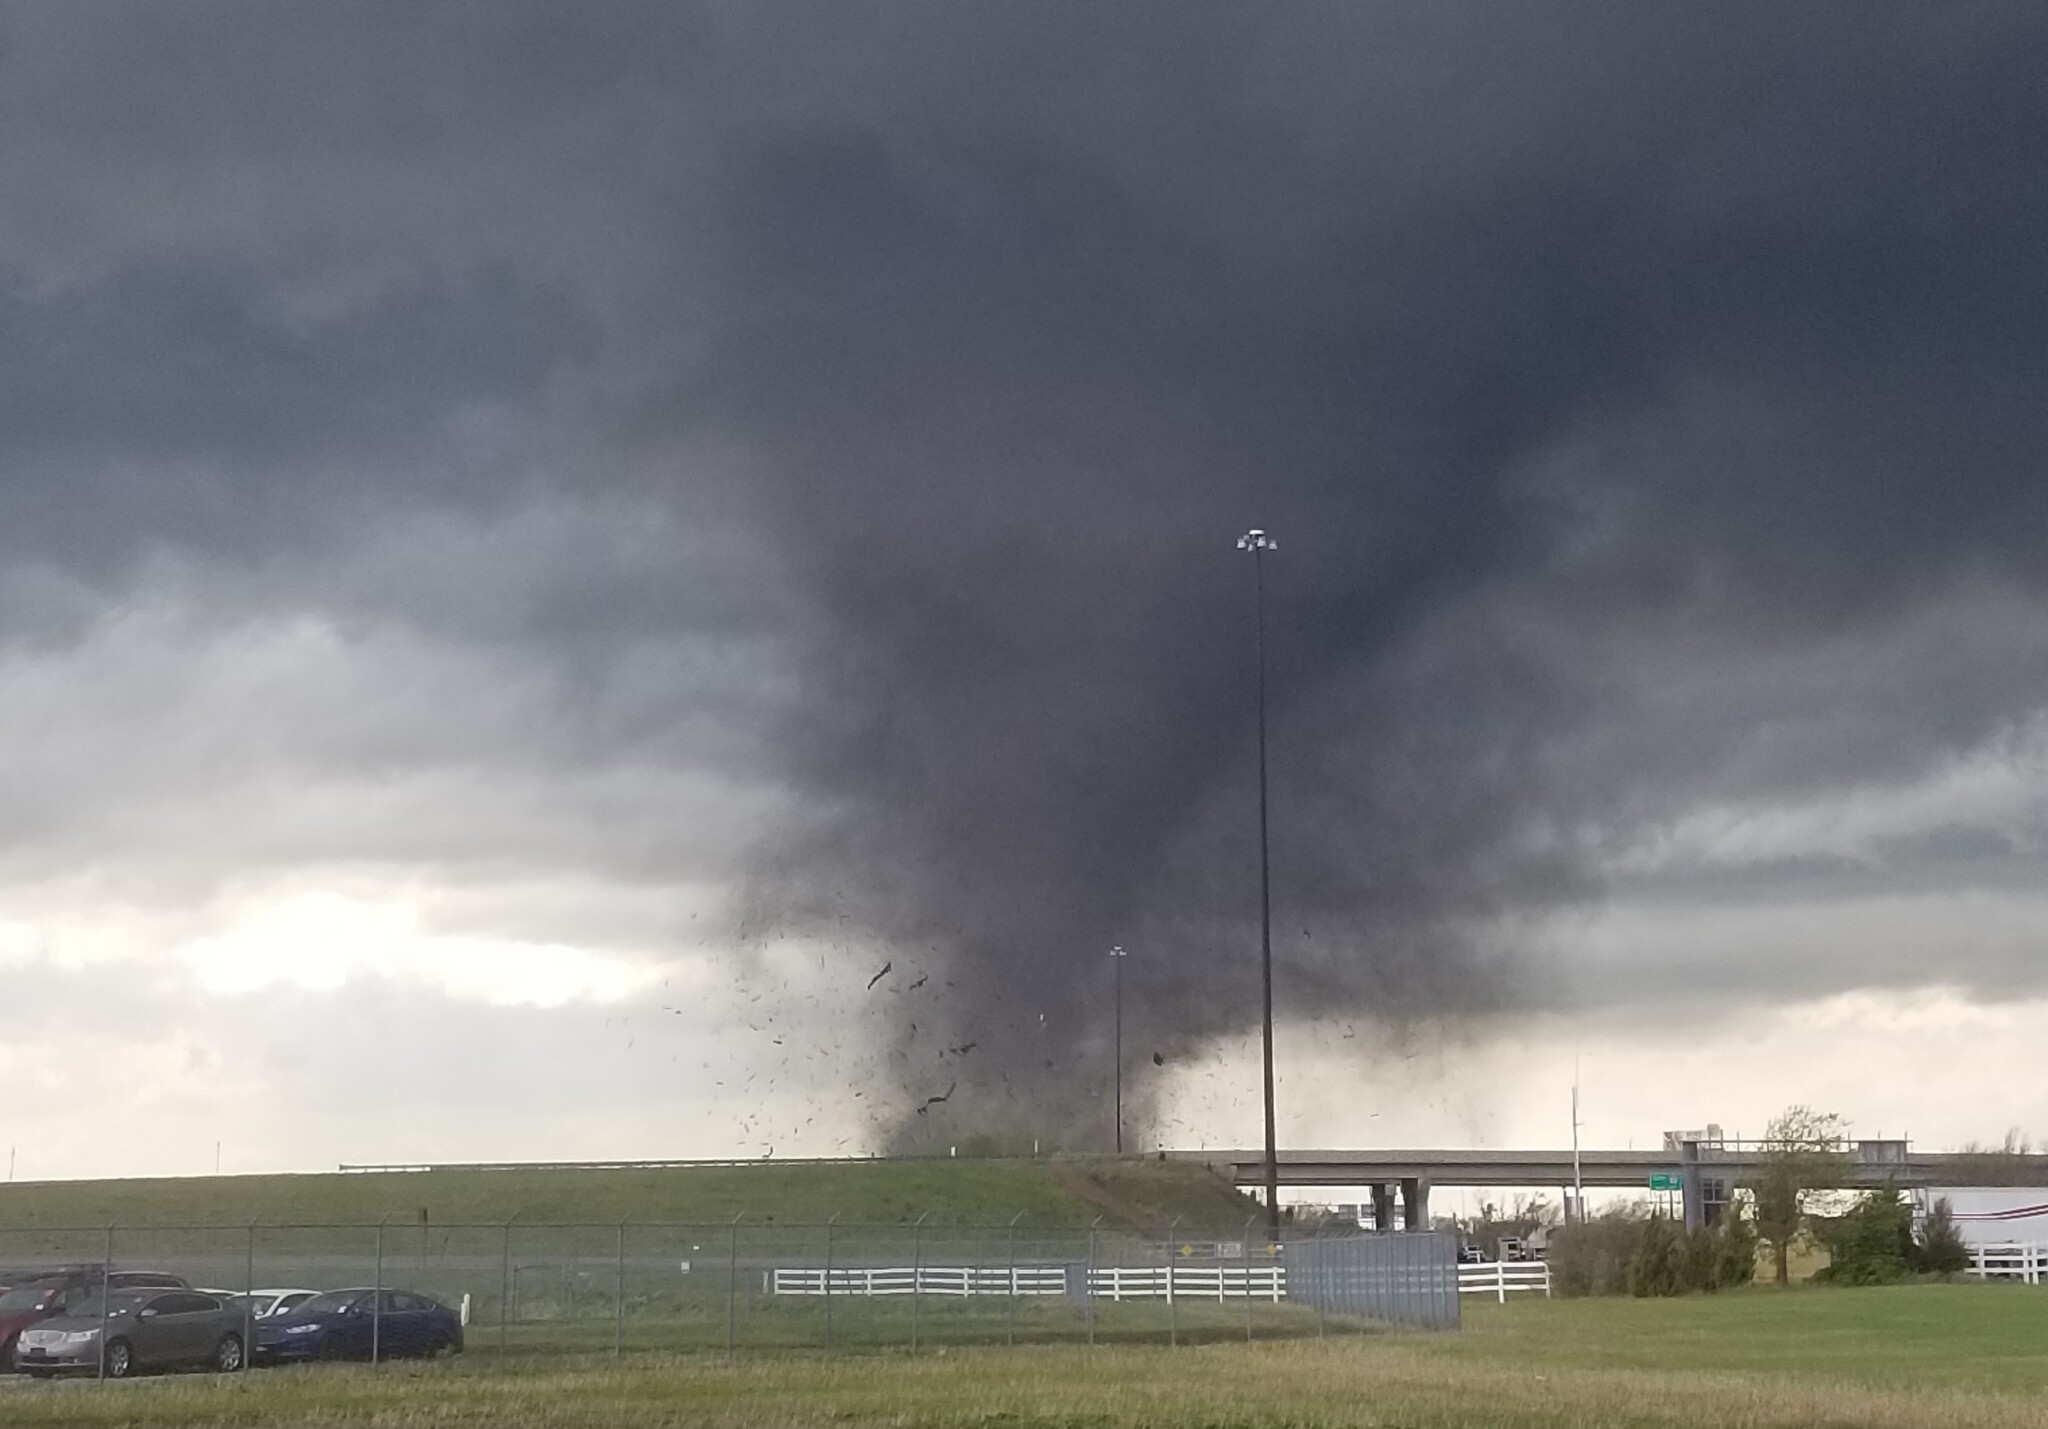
top-left (1, 1271), bottom-right (189, 1369)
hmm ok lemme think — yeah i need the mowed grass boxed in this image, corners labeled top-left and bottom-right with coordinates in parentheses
top-left (8, 1283), bottom-right (2048, 1427)
top-left (0, 1158), bottom-right (1254, 1232)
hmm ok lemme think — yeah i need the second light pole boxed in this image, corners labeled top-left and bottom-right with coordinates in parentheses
top-left (1236, 527), bottom-right (1280, 1241)
top-left (1111, 944), bottom-right (1127, 1154)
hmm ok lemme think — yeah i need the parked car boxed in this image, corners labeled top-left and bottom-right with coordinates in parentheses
top-left (1, 1271), bottom-right (189, 1370)
top-left (242, 1288), bottom-right (322, 1320)
top-left (254, 1289), bottom-right (463, 1364)
top-left (0, 1278), bottom-right (68, 1367)
top-left (12, 1287), bottom-right (246, 1378)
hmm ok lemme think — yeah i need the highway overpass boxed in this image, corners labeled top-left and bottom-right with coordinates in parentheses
top-left (1163, 1142), bottom-right (2048, 1231)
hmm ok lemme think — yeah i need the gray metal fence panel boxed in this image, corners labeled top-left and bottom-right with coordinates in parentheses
top-left (1281, 1231), bottom-right (1460, 1330)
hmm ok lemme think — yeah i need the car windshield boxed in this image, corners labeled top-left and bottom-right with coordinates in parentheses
top-left (61, 1291), bottom-right (146, 1321)
top-left (0, 1282), bottom-right (62, 1311)
top-left (294, 1292), bottom-right (359, 1315)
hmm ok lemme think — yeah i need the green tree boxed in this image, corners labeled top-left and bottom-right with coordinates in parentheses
top-left (1817, 1183), bottom-right (1914, 1285)
top-left (1751, 1105), bottom-right (1850, 1285)
top-left (1712, 1196), bottom-right (1758, 1289)
top-left (1914, 1197), bottom-right (1970, 1275)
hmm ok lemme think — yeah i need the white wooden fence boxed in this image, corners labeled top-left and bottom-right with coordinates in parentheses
top-left (769, 1264), bottom-right (1285, 1301)
top-left (770, 1266), bottom-right (1065, 1297)
top-left (1456, 1260), bottom-right (1552, 1301)
top-left (1089, 1265), bottom-right (1285, 1302)
top-left (774, 1260), bottom-right (1547, 1303)
top-left (1968, 1243), bottom-right (2048, 1285)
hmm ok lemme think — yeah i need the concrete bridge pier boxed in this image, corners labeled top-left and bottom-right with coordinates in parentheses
top-left (1680, 1139), bottom-right (1704, 1233)
top-left (1371, 1182), bottom-right (1395, 1232)
top-left (1401, 1177), bottom-right (1430, 1231)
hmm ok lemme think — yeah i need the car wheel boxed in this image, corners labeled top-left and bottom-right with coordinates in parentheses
top-left (214, 1334), bottom-right (244, 1374)
top-left (104, 1339), bottom-right (134, 1379)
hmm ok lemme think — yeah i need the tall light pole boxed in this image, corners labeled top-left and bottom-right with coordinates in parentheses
top-left (1570, 1066), bottom-right (1584, 1225)
top-left (1111, 945), bottom-right (1127, 1154)
top-left (1237, 527), bottom-right (1280, 1240)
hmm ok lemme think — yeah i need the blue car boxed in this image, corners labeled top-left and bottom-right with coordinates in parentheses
top-left (253, 1289), bottom-right (462, 1364)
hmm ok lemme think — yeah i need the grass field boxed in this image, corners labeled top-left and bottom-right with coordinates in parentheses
top-left (0, 1158), bottom-right (1255, 1233)
top-left (7, 1283), bottom-right (2048, 1427)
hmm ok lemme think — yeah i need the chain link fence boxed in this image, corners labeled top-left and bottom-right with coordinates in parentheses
top-left (0, 1220), bottom-right (1455, 1368)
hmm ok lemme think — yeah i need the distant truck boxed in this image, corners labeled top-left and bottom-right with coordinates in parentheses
top-left (1915, 1187), bottom-right (2048, 1249)
top-left (1460, 1237), bottom-right (1536, 1264)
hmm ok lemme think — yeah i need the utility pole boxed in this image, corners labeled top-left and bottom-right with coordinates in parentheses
top-left (1237, 527), bottom-right (1281, 1240)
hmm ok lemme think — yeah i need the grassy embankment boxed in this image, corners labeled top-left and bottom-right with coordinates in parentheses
top-left (0, 1158), bottom-right (1275, 1351)
top-left (0, 1157), bottom-right (1253, 1231)
top-left (7, 1282), bottom-right (2048, 1427)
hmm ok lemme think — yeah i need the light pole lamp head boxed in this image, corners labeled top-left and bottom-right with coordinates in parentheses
top-left (1110, 945), bottom-right (1126, 958)
top-left (1236, 529), bottom-right (1277, 552)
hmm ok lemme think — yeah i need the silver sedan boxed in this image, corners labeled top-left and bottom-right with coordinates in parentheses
top-left (13, 1288), bottom-right (248, 1378)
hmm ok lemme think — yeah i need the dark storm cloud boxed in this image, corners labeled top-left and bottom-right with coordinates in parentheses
top-left (682, 5), bottom-right (2048, 1139)
top-left (0, 261), bottom-right (586, 574)
top-left (6, 2), bottom-right (2048, 1147)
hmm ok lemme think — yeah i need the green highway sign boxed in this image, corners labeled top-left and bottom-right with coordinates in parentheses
top-left (1648, 1172), bottom-right (1683, 1191)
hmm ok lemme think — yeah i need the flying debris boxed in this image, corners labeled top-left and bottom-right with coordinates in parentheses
top-left (915, 1080), bottom-right (958, 1115)
top-left (866, 962), bottom-right (893, 990)
top-left (906, 974), bottom-right (928, 991)
top-left (1152, 1052), bottom-right (1164, 1066)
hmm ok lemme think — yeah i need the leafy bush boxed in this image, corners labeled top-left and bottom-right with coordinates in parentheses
top-left (1629, 1215), bottom-right (1688, 1297)
top-left (1553, 1198), bottom-right (1758, 1297)
top-left (1549, 1210), bottom-right (1649, 1297)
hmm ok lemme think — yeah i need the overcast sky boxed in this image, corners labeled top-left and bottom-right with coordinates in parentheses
top-left (5, 2), bottom-right (2048, 1183)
